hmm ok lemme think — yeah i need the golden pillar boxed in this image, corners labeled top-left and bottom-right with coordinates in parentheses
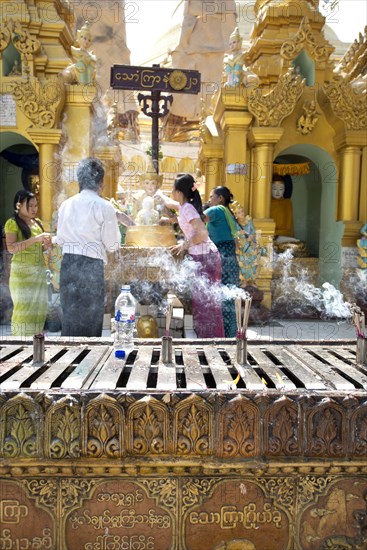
top-left (200, 142), bottom-right (223, 200)
top-left (220, 111), bottom-right (253, 208)
top-left (248, 127), bottom-right (284, 220)
top-left (62, 85), bottom-right (97, 196)
top-left (97, 145), bottom-right (121, 199)
top-left (359, 146), bottom-right (367, 222)
top-left (334, 130), bottom-right (367, 246)
top-left (338, 146), bottom-right (362, 221)
top-left (27, 128), bottom-right (63, 227)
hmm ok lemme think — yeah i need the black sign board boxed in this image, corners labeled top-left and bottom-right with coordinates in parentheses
top-left (110, 65), bottom-right (201, 94)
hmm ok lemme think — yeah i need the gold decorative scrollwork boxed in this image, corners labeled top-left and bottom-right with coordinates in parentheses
top-left (12, 20), bottom-right (40, 57)
top-left (181, 478), bottom-right (218, 513)
top-left (169, 70), bottom-right (188, 90)
top-left (0, 22), bottom-right (11, 51)
top-left (140, 479), bottom-right (177, 511)
top-left (61, 479), bottom-right (97, 511)
top-left (324, 79), bottom-right (367, 130)
top-left (248, 68), bottom-right (304, 127)
top-left (219, 396), bottom-right (259, 458)
top-left (23, 479), bottom-right (57, 510)
top-left (47, 399), bottom-right (80, 459)
top-left (297, 475), bottom-right (334, 506)
top-left (128, 397), bottom-right (167, 455)
top-left (2, 395), bottom-right (41, 458)
top-left (265, 397), bottom-right (301, 456)
top-left (280, 17), bottom-right (332, 63)
top-left (9, 77), bottom-right (63, 128)
top-left (84, 396), bottom-right (124, 458)
top-left (257, 477), bottom-right (295, 512)
top-left (175, 396), bottom-right (213, 455)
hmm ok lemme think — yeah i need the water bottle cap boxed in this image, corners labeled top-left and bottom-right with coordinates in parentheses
top-left (120, 285), bottom-right (130, 291)
top-left (115, 349), bottom-right (126, 359)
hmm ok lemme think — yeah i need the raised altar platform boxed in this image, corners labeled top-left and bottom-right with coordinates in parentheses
top-left (0, 338), bottom-right (366, 549)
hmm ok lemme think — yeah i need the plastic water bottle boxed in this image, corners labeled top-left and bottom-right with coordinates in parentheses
top-left (114, 285), bottom-right (137, 358)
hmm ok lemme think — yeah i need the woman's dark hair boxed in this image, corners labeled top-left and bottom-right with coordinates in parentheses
top-left (212, 185), bottom-right (243, 229)
top-left (212, 186), bottom-right (233, 206)
top-left (174, 173), bottom-right (205, 220)
top-left (12, 189), bottom-right (43, 239)
top-left (77, 157), bottom-right (104, 191)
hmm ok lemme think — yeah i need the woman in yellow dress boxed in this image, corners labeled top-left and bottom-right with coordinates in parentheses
top-left (5, 190), bottom-right (51, 336)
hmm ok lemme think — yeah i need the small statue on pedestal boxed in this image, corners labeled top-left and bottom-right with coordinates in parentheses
top-left (223, 27), bottom-right (259, 88)
top-left (62, 22), bottom-right (96, 85)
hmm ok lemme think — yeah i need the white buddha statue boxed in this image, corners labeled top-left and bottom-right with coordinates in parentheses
top-left (270, 179), bottom-right (300, 245)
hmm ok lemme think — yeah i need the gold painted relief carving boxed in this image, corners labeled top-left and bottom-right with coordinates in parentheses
top-left (219, 395), bottom-right (259, 458)
top-left (184, 478), bottom-right (289, 550)
top-left (257, 477), bottom-right (295, 513)
top-left (140, 479), bottom-right (177, 511)
top-left (298, 477), bottom-right (367, 550)
top-left (23, 479), bottom-right (58, 510)
top-left (265, 396), bottom-right (301, 456)
top-left (127, 396), bottom-right (168, 455)
top-left (0, 480), bottom-right (55, 548)
top-left (9, 77), bottom-right (63, 129)
top-left (297, 476), bottom-right (334, 508)
top-left (182, 478), bottom-right (219, 513)
top-left (324, 79), bottom-right (367, 130)
top-left (280, 17), bottom-right (332, 64)
top-left (46, 396), bottom-right (80, 459)
top-left (174, 395), bottom-right (213, 455)
top-left (351, 405), bottom-right (367, 456)
top-left (307, 401), bottom-right (345, 457)
top-left (65, 480), bottom-right (174, 549)
top-left (83, 395), bottom-right (124, 458)
top-left (248, 68), bottom-right (304, 127)
top-left (1, 395), bottom-right (42, 458)
top-left (0, 22), bottom-right (11, 51)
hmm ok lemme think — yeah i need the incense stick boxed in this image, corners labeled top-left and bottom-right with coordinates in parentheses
top-left (165, 303), bottom-right (173, 337)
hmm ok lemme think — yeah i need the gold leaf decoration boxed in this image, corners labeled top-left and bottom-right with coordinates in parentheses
top-left (176, 401), bottom-right (211, 455)
top-left (48, 404), bottom-right (80, 459)
top-left (24, 479), bottom-right (57, 510)
top-left (248, 68), bottom-right (304, 127)
top-left (9, 77), bottom-right (63, 129)
top-left (0, 22), bottom-right (11, 51)
top-left (129, 398), bottom-right (166, 455)
top-left (324, 79), bottom-right (367, 130)
top-left (85, 400), bottom-right (122, 458)
top-left (280, 17), bottom-right (333, 64)
top-left (220, 396), bottom-right (259, 457)
top-left (140, 479), bottom-right (177, 511)
top-left (182, 478), bottom-right (218, 513)
top-left (258, 477), bottom-right (295, 512)
top-left (3, 398), bottom-right (41, 458)
top-left (297, 475), bottom-right (334, 506)
top-left (61, 479), bottom-right (97, 511)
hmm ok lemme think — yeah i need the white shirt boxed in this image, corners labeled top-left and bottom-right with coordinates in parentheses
top-left (56, 189), bottom-right (120, 264)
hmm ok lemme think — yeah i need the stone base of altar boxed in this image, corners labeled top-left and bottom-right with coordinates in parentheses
top-left (1, 339), bottom-right (366, 549)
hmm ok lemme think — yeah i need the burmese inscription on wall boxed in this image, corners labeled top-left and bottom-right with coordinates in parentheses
top-left (0, 95), bottom-right (17, 126)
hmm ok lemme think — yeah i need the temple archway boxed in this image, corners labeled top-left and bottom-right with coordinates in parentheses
top-left (0, 132), bottom-right (39, 226)
top-left (274, 144), bottom-right (344, 287)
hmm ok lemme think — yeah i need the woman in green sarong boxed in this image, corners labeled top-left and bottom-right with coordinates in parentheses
top-left (5, 190), bottom-right (52, 336)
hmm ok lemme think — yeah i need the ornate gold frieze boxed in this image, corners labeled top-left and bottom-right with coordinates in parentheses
top-left (248, 68), bottom-right (304, 126)
top-left (324, 79), bottom-right (367, 130)
top-left (174, 395), bottom-right (213, 456)
top-left (1, 394), bottom-right (42, 459)
top-left (46, 396), bottom-right (80, 459)
top-left (9, 76), bottom-right (63, 129)
top-left (280, 16), bottom-right (333, 64)
top-left (83, 394), bottom-right (124, 458)
top-left (219, 395), bottom-right (259, 458)
top-left (127, 396), bottom-right (168, 455)
top-left (337, 27), bottom-right (367, 81)
top-left (265, 396), bottom-right (301, 456)
top-left (307, 399), bottom-right (345, 457)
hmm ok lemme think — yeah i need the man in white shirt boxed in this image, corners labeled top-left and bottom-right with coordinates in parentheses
top-left (56, 157), bottom-right (120, 336)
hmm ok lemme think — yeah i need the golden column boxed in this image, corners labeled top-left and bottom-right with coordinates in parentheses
top-left (213, 88), bottom-right (253, 209)
top-left (248, 127), bottom-right (283, 311)
top-left (62, 85), bottom-right (97, 196)
top-left (335, 131), bottom-right (367, 246)
top-left (200, 142), bottom-right (223, 200)
top-left (27, 128), bottom-right (63, 227)
top-left (360, 146), bottom-right (367, 222)
top-left (248, 127), bottom-right (284, 225)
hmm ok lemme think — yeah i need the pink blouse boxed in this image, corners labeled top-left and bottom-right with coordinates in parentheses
top-left (178, 202), bottom-right (217, 255)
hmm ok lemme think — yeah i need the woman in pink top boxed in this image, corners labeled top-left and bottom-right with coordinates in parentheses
top-left (169, 173), bottom-right (225, 338)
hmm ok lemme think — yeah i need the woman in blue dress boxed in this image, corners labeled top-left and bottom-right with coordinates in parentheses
top-left (204, 186), bottom-right (240, 337)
